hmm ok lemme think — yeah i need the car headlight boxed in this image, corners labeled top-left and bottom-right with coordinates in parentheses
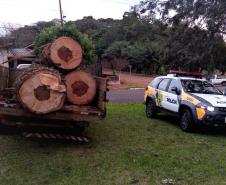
top-left (197, 103), bottom-right (215, 112)
top-left (207, 106), bottom-right (215, 112)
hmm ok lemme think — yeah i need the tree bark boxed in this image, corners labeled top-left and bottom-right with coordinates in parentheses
top-left (16, 66), bottom-right (66, 114)
top-left (64, 70), bottom-right (96, 105)
top-left (42, 36), bottom-right (83, 70)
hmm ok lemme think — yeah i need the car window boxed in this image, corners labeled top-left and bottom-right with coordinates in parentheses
top-left (181, 80), bottom-right (222, 95)
top-left (168, 79), bottom-right (181, 94)
top-left (158, 78), bottom-right (171, 91)
top-left (149, 78), bottom-right (162, 88)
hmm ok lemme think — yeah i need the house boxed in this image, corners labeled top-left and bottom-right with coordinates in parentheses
top-left (8, 47), bottom-right (36, 69)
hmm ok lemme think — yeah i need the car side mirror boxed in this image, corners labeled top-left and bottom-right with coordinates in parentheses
top-left (171, 87), bottom-right (181, 95)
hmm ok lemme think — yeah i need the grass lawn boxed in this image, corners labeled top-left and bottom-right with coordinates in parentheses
top-left (1, 103), bottom-right (226, 185)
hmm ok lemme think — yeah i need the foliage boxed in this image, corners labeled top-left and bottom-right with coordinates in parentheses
top-left (73, 12), bottom-right (168, 74)
top-left (35, 24), bottom-right (97, 65)
top-left (102, 41), bottom-right (130, 59)
top-left (136, 0), bottom-right (226, 36)
top-left (127, 41), bottom-right (165, 74)
top-left (162, 24), bottom-right (226, 72)
top-left (161, 0), bottom-right (226, 36)
top-left (10, 26), bottom-right (38, 47)
top-left (4, 1), bottom-right (226, 74)
top-left (132, 0), bottom-right (226, 73)
top-left (4, 20), bottom-right (57, 47)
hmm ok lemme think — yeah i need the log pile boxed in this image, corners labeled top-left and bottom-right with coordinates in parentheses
top-left (16, 36), bottom-right (97, 114)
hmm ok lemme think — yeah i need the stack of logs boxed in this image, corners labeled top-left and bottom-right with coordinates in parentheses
top-left (16, 36), bottom-right (97, 114)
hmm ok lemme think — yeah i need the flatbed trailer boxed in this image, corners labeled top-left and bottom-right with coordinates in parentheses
top-left (0, 65), bottom-right (108, 133)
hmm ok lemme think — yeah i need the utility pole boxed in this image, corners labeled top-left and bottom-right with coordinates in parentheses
top-left (59, 0), bottom-right (63, 26)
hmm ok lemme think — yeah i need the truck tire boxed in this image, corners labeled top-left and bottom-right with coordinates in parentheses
top-left (180, 109), bottom-right (194, 132)
top-left (146, 100), bottom-right (157, 118)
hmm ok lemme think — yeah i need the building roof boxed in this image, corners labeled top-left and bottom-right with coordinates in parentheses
top-left (25, 43), bottom-right (35, 50)
top-left (9, 48), bottom-right (34, 58)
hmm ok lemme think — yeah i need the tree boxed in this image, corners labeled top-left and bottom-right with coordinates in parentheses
top-left (10, 26), bottom-right (38, 47)
top-left (2, 20), bottom-right (57, 47)
top-left (102, 41), bottom-right (130, 60)
top-left (137, 0), bottom-right (226, 36)
top-left (162, 23), bottom-right (226, 72)
top-left (135, 0), bottom-right (226, 73)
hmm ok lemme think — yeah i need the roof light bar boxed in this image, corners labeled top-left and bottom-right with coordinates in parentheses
top-left (169, 70), bottom-right (203, 78)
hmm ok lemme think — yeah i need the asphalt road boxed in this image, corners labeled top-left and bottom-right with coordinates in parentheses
top-left (107, 89), bottom-right (145, 103)
top-left (108, 86), bottom-right (226, 103)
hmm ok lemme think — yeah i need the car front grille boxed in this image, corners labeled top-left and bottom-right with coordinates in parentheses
top-left (216, 107), bottom-right (226, 112)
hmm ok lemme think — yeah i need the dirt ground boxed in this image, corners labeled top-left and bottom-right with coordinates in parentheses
top-left (103, 69), bottom-right (154, 89)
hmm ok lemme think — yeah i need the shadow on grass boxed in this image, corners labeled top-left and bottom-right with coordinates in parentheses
top-left (156, 113), bottom-right (226, 137)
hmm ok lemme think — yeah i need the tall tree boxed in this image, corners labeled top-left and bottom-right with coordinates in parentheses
top-left (136, 0), bottom-right (226, 36)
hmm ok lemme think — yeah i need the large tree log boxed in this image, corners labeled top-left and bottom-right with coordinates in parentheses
top-left (65, 71), bottom-right (96, 105)
top-left (16, 67), bottom-right (66, 114)
top-left (42, 36), bottom-right (83, 70)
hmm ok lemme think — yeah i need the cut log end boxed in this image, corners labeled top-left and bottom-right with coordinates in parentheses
top-left (50, 36), bottom-right (83, 70)
top-left (17, 68), bottom-right (66, 114)
top-left (58, 46), bottom-right (73, 62)
top-left (65, 71), bottom-right (96, 105)
top-left (34, 85), bottom-right (51, 101)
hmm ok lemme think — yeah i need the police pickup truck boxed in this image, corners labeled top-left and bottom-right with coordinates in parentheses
top-left (144, 71), bottom-right (226, 132)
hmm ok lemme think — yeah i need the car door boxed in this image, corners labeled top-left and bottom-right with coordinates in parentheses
top-left (164, 79), bottom-right (181, 112)
top-left (156, 78), bottom-right (171, 109)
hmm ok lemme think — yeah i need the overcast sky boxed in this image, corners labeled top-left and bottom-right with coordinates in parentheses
top-left (0, 0), bottom-right (140, 26)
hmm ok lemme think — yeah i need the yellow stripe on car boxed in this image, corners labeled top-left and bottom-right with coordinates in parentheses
top-left (181, 92), bottom-right (200, 105)
top-left (148, 87), bottom-right (156, 95)
top-left (181, 92), bottom-right (205, 120)
top-left (144, 87), bottom-right (156, 102)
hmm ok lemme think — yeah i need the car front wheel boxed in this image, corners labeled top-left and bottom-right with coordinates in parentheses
top-left (180, 109), bottom-right (194, 132)
top-left (146, 100), bottom-right (157, 118)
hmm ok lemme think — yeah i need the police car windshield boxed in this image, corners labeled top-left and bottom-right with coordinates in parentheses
top-left (181, 80), bottom-right (222, 95)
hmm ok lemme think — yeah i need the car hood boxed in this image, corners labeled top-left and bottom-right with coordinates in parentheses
top-left (192, 93), bottom-right (226, 107)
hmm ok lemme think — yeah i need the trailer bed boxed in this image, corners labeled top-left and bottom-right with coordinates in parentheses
top-left (0, 101), bottom-right (105, 123)
top-left (0, 65), bottom-right (108, 130)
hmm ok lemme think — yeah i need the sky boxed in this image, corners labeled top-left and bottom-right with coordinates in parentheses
top-left (0, 0), bottom-right (141, 26)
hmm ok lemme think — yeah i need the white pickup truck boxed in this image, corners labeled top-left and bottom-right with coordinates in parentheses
top-left (210, 75), bottom-right (226, 85)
